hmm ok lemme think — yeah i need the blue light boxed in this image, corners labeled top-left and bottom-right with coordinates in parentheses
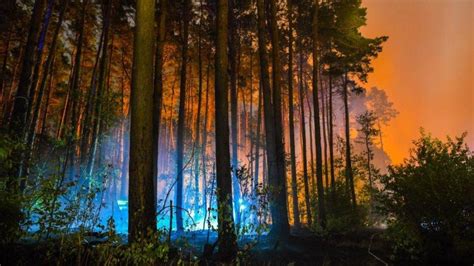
top-left (117, 199), bottom-right (128, 211)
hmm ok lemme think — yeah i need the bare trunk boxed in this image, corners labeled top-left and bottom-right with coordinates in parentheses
top-left (215, 0), bottom-right (237, 258)
top-left (175, 0), bottom-right (190, 232)
top-left (328, 74), bottom-right (336, 202)
top-left (287, 0), bottom-right (300, 228)
top-left (10, 0), bottom-right (47, 135)
top-left (153, 0), bottom-right (167, 210)
top-left (229, 1), bottom-right (241, 226)
top-left (128, 0), bottom-right (156, 242)
top-left (298, 50), bottom-right (312, 225)
top-left (87, 0), bottom-right (112, 179)
top-left (343, 73), bottom-right (357, 209)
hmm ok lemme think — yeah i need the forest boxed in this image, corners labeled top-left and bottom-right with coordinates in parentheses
top-left (0, 0), bottom-right (473, 264)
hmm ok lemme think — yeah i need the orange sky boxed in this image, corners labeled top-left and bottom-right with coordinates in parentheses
top-left (361, 0), bottom-right (473, 164)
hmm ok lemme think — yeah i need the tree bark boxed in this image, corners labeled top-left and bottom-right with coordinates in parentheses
top-left (193, 3), bottom-right (203, 219)
top-left (228, 0), bottom-right (241, 226)
top-left (10, 0), bottom-right (47, 135)
top-left (343, 73), bottom-right (357, 209)
top-left (128, 0), bottom-right (156, 242)
top-left (28, 0), bottom-right (69, 151)
top-left (287, 0), bottom-right (300, 228)
top-left (215, 0), bottom-right (238, 259)
top-left (153, 0), bottom-right (168, 210)
top-left (26, 0), bottom-right (54, 125)
top-left (312, 0), bottom-right (326, 228)
top-left (262, 0), bottom-right (290, 238)
top-left (328, 74), bottom-right (336, 202)
top-left (298, 50), bottom-right (312, 225)
top-left (87, 0), bottom-right (112, 179)
top-left (175, 0), bottom-right (190, 232)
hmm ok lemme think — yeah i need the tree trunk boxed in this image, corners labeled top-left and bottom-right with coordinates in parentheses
top-left (0, 27), bottom-right (12, 107)
top-left (200, 55), bottom-right (211, 222)
top-left (264, 0), bottom-right (290, 238)
top-left (193, 5), bottom-right (203, 219)
top-left (343, 73), bottom-right (357, 209)
top-left (229, 1), bottom-right (241, 226)
top-left (215, 0), bottom-right (237, 259)
top-left (320, 69), bottom-right (329, 190)
top-left (80, 28), bottom-right (105, 165)
top-left (254, 81), bottom-right (262, 194)
top-left (9, 0), bottom-right (47, 191)
top-left (175, 0), bottom-right (190, 232)
top-left (298, 50), bottom-right (312, 225)
top-left (287, 0), bottom-right (300, 228)
top-left (328, 74), bottom-right (336, 202)
top-left (87, 0), bottom-right (112, 179)
top-left (128, 0), bottom-right (156, 242)
top-left (312, 0), bottom-right (326, 228)
top-left (66, 0), bottom-right (87, 179)
top-left (10, 0), bottom-right (47, 135)
top-left (26, 0), bottom-right (54, 125)
top-left (153, 0), bottom-right (167, 210)
top-left (27, 0), bottom-right (69, 152)
top-left (306, 83), bottom-right (315, 188)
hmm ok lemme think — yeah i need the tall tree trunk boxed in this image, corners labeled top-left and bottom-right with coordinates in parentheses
top-left (266, 0), bottom-right (290, 238)
top-left (365, 137), bottom-right (373, 189)
top-left (193, 5), bottom-right (203, 219)
top-left (287, 0), bottom-right (300, 228)
top-left (298, 50), bottom-right (312, 225)
top-left (0, 27), bottom-right (12, 107)
top-left (66, 0), bottom-right (86, 179)
top-left (254, 81), bottom-right (262, 193)
top-left (312, 0), bottom-right (326, 228)
top-left (175, 0), bottom-right (190, 232)
top-left (39, 66), bottom-right (54, 137)
top-left (9, 0), bottom-right (47, 191)
top-left (343, 73), bottom-right (356, 208)
top-left (26, 0), bottom-right (70, 164)
top-left (328, 74), bottom-right (336, 202)
top-left (128, 0), bottom-right (156, 242)
top-left (320, 69), bottom-right (329, 190)
top-left (302, 82), bottom-right (316, 189)
top-left (26, 0), bottom-right (54, 125)
top-left (80, 29), bottom-right (105, 164)
top-left (377, 120), bottom-right (384, 153)
top-left (200, 55), bottom-right (211, 222)
top-left (10, 0), bottom-right (47, 135)
top-left (87, 0), bottom-right (112, 179)
top-left (153, 0), bottom-right (168, 209)
top-left (229, 0), bottom-right (241, 226)
top-left (215, 0), bottom-right (237, 259)
top-left (306, 83), bottom-right (315, 187)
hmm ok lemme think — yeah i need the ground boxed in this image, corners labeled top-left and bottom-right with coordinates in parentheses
top-left (0, 228), bottom-right (391, 265)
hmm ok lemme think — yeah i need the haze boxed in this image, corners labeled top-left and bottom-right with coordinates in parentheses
top-left (362, 0), bottom-right (473, 163)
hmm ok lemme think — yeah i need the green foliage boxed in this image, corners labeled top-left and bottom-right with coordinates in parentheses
top-left (378, 131), bottom-right (474, 263)
top-left (235, 165), bottom-right (270, 238)
top-left (325, 180), bottom-right (366, 233)
top-left (121, 229), bottom-right (170, 264)
top-left (0, 132), bottom-right (25, 242)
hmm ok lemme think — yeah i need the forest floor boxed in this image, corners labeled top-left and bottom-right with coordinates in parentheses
top-left (0, 228), bottom-right (391, 265)
top-left (176, 228), bottom-right (391, 265)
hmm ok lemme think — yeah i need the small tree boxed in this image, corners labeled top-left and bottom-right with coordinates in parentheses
top-left (356, 111), bottom-right (379, 193)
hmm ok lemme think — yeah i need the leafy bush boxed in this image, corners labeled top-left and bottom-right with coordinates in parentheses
top-left (378, 131), bottom-right (474, 263)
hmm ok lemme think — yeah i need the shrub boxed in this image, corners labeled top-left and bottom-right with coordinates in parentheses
top-left (378, 131), bottom-right (474, 263)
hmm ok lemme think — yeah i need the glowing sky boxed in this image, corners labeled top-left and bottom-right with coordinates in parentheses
top-left (361, 0), bottom-right (473, 164)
